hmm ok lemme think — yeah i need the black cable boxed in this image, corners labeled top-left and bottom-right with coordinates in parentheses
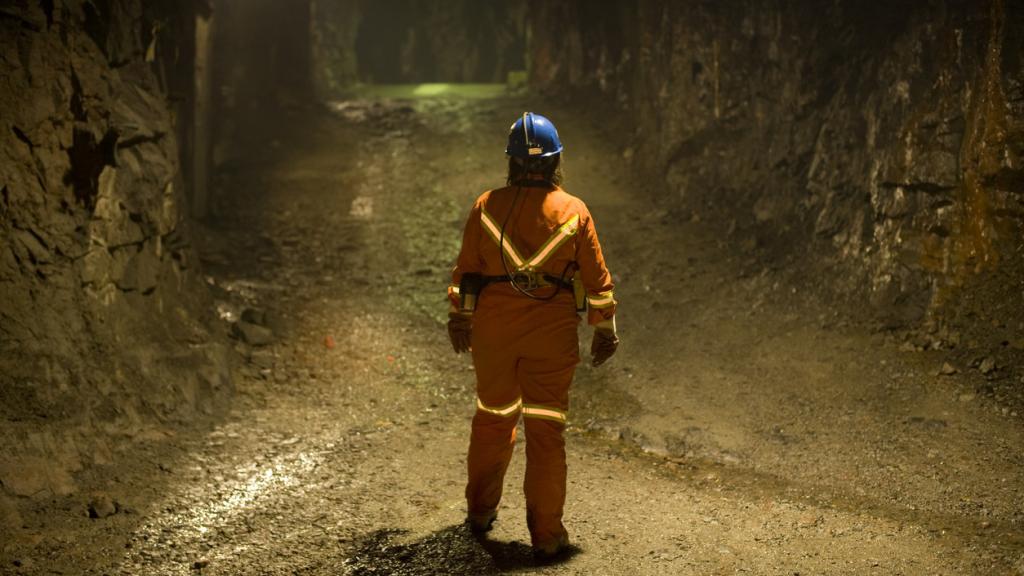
top-left (498, 115), bottom-right (573, 302)
top-left (498, 178), bottom-right (573, 302)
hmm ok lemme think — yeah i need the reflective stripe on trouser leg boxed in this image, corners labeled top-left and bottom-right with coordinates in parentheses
top-left (516, 337), bottom-right (578, 550)
top-left (467, 396), bottom-right (519, 517)
top-left (466, 409), bottom-right (517, 518)
top-left (522, 404), bottom-right (566, 424)
top-left (468, 288), bottom-right (578, 548)
top-left (477, 397), bottom-right (522, 417)
top-left (524, 417), bottom-right (568, 548)
top-left (466, 319), bottom-right (523, 520)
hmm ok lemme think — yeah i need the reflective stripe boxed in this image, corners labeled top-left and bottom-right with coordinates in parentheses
top-left (480, 208), bottom-right (525, 268)
top-left (527, 214), bottom-right (579, 268)
top-left (522, 404), bottom-right (566, 423)
top-left (477, 397), bottom-right (522, 417)
top-left (449, 285), bottom-right (460, 295)
top-left (587, 291), bottom-right (615, 308)
top-left (480, 207), bottom-right (580, 273)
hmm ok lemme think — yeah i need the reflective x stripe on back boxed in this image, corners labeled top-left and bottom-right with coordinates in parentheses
top-left (480, 208), bottom-right (526, 268)
top-left (526, 215), bottom-right (579, 268)
top-left (480, 208), bottom-right (579, 271)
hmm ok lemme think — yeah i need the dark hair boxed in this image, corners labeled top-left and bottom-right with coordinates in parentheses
top-left (506, 154), bottom-right (563, 187)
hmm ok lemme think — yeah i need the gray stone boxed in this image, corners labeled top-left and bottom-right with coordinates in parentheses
top-left (249, 350), bottom-right (275, 369)
top-left (232, 321), bottom-right (274, 346)
top-left (240, 308), bottom-right (267, 326)
top-left (939, 362), bottom-right (958, 376)
top-left (979, 357), bottom-right (997, 375)
top-left (88, 493), bottom-right (117, 519)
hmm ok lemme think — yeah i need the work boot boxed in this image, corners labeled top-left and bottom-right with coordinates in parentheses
top-left (532, 532), bottom-right (570, 561)
top-left (466, 510), bottom-right (497, 534)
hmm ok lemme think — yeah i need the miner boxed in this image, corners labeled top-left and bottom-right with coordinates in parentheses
top-left (446, 112), bottom-right (619, 559)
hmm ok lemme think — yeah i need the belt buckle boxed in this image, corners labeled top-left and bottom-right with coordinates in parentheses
top-left (511, 269), bottom-right (540, 291)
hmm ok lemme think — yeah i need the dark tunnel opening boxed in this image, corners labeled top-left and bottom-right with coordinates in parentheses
top-left (352, 0), bottom-right (527, 84)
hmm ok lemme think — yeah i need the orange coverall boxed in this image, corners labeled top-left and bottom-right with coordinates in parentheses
top-left (448, 180), bottom-right (616, 549)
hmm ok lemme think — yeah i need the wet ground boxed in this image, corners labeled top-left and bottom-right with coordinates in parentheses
top-left (3, 85), bottom-right (1024, 574)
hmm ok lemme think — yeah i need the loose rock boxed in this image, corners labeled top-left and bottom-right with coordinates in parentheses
top-left (241, 308), bottom-right (267, 326)
top-left (979, 357), bottom-right (997, 375)
top-left (232, 321), bottom-right (274, 346)
top-left (88, 493), bottom-right (117, 519)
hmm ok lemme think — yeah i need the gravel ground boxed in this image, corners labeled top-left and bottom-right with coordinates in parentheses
top-left (3, 86), bottom-right (1023, 575)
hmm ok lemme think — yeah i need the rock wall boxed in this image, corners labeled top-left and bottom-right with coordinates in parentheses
top-left (529, 0), bottom-right (1024, 332)
top-left (311, 0), bottom-right (361, 98)
top-left (0, 1), bottom-right (230, 503)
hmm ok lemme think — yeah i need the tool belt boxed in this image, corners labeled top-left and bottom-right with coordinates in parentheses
top-left (459, 271), bottom-right (581, 313)
top-left (480, 272), bottom-right (573, 291)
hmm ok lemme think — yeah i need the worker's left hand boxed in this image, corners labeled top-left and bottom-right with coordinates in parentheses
top-left (591, 327), bottom-right (619, 366)
top-left (447, 312), bottom-right (473, 353)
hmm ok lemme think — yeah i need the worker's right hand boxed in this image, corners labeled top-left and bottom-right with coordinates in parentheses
top-left (591, 327), bottom-right (619, 366)
top-left (447, 312), bottom-right (473, 354)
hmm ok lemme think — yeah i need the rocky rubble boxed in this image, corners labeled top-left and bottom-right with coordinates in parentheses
top-left (0, 1), bottom-right (230, 502)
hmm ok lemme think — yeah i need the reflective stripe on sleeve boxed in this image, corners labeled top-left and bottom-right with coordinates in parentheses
top-left (480, 208), bottom-right (526, 268)
top-left (522, 404), bottom-right (566, 423)
top-left (526, 214), bottom-right (580, 268)
top-left (587, 291), bottom-right (615, 308)
top-left (477, 397), bottom-right (522, 417)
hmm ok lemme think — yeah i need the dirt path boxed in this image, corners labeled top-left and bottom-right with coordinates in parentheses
top-left (5, 87), bottom-right (1023, 575)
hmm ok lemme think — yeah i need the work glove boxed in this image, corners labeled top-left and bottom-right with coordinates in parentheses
top-left (447, 312), bottom-right (473, 354)
top-left (590, 327), bottom-right (619, 367)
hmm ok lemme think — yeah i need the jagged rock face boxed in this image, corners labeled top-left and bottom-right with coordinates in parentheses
top-left (528, 0), bottom-right (1023, 327)
top-left (0, 1), bottom-right (230, 499)
top-left (311, 0), bottom-right (362, 98)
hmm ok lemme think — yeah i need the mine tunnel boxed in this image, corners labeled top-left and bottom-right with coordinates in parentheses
top-left (1, 0), bottom-right (1023, 573)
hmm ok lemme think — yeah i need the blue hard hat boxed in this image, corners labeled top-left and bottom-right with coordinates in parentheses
top-left (506, 112), bottom-right (563, 158)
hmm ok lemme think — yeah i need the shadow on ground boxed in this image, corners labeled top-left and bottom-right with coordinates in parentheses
top-left (342, 524), bottom-right (579, 574)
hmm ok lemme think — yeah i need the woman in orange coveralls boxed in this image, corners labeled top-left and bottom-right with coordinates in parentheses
top-left (446, 112), bottom-right (619, 559)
